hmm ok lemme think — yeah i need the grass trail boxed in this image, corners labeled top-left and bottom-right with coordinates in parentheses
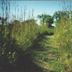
top-left (31, 33), bottom-right (64, 72)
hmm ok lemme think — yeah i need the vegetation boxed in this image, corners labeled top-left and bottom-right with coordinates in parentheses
top-left (0, 1), bottom-right (72, 72)
top-left (34, 10), bottom-right (72, 72)
top-left (38, 14), bottom-right (53, 27)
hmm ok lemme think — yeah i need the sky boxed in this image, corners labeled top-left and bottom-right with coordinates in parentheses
top-left (0, 0), bottom-right (72, 22)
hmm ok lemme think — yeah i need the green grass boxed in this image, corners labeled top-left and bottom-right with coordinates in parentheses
top-left (0, 11), bottom-right (72, 72)
top-left (31, 13), bottom-right (72, 72)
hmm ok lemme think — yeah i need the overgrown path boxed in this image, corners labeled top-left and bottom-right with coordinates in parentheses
top-left (0, 33), bottom-right (52, 72)
top-left (29, 33), bottom-right (53, 72)
top-left (16, 33), bottom-right (51, 72)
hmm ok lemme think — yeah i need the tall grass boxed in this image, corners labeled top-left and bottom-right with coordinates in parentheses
top-left (11, 19), bottom-right (39, 51)
top-left (49, 11), bottom-right (72, 72)
top-left (0, 19), bottom-right (40, 64)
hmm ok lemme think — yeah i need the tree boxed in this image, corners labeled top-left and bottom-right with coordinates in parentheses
top-left (38, 14), bottom-right (53, 27)
top-left (53, 11), bottom-right (69, 21)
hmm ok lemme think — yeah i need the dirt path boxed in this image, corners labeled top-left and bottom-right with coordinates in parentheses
top-left (0, 33), bottom-right (51, 72)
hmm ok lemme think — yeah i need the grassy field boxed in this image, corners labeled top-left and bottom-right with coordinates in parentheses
top-left (0, 1), bottom-right (72, 72)
top-left (0, 15), bottom-right (72, 72)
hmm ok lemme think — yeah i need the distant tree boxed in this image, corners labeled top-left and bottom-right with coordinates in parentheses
top-left (0, 16), bottom-right (7, 25)
top-left (53, 11), bottom-right (69, 21)
top-left (38, 14), bottom-right (53, 27)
